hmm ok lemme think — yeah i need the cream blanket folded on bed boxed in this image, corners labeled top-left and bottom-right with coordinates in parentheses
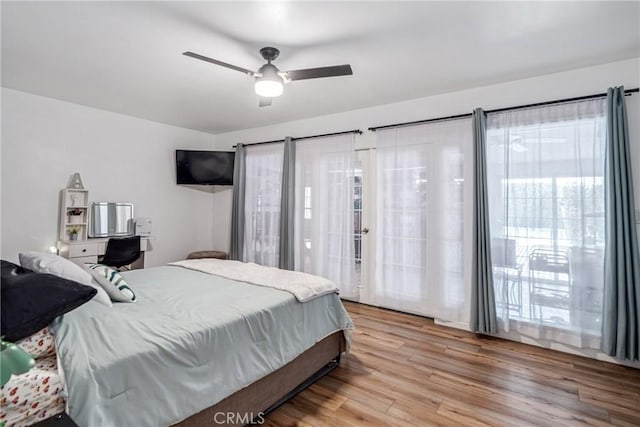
top-left (170, 259), bottom-right (338, 302)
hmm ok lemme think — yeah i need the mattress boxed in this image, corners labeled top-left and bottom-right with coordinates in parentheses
top-left (0, 329), bottom-right (65, 427)
top-left (50, 264), bottom-right (354, 427)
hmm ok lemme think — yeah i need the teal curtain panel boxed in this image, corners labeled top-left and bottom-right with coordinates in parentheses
top-left (229, 143), bottom-right (246, 261)
top-left (471, 108), bottom-right (498, 334)
top-left (602, 86), bottom-right (640, 361)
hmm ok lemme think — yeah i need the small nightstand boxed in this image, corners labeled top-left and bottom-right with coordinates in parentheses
top-left (187, 250), bottom-right (228, 260)
top-left (32, 413), bottom-right (78, 427)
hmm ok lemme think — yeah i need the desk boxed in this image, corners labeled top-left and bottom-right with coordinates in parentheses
top-left (57, 237), bottom-right (151, 269)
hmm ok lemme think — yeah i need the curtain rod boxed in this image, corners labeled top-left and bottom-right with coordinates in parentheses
top-left (368, 113), bottom-right (472, 132)
top-left (368, 87), bottom-right (640, 132)
top-left (233, 138), bottom-right (285, 148)
top-left (293, 129), bottom-right (363, 142)
top-left (232, 129), bottom-right (363, 148)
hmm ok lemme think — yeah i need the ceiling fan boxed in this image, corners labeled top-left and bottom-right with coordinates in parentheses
top-left (183, 47), bottom-right (353, 107)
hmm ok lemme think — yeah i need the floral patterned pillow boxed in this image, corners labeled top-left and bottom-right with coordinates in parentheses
top-left (0, 355), bottom-right (65, 426)
top-left (15, 328), bottom-right (55, 359)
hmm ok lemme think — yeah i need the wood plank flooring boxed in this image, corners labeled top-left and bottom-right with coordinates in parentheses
top-left (264, 301), bottom-right (640, 426)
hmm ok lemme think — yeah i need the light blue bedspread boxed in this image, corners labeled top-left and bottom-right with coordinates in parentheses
top-left (50, 265), bottom-right (353, 427)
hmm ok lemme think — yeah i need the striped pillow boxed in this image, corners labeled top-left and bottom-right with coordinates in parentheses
top-left (84, 264), bottom-right (136, 303)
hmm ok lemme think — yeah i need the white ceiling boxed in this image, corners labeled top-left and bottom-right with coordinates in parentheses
top-left (2, 1), bottom-right (639, 134)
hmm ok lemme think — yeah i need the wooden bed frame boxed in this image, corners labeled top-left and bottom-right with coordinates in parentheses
top-left (173, 331), bottom-right (346, 427)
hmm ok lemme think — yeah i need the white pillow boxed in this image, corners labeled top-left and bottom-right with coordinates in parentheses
top-left (19, 252), bottom-right (112, 306)
top-left (20, 251), bottom-right (92, 283)
top-left (85, 279), bottom-right (114, 307)
top-left (84, 264), bottom-right (136, 303)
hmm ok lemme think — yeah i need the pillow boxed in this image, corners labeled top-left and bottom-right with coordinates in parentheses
top-left (16, 327), bottom-right (56, 359)
top-left (84, 264), bottom-right (136, 302)
top-left (18, 252), bottom-right (112, 307)
top-left (86, 279), bottom-right (113, 307)
top-left (19, 251), bottom-right (92, 283)
top-left (1, 260), bottom-right (97, 341)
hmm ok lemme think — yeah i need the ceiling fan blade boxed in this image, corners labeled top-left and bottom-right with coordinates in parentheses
top-left (259, 97), bottom-right (272, 107)
top-left (285, 64), bottom-right (352, 81)
top-left (182, 52), bottom-right (256, 76)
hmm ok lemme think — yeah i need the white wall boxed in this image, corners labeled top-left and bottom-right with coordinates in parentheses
top-left (212, 58), bottom-right (640, 250)
top-left (1, 88), bottom-right (216, 266)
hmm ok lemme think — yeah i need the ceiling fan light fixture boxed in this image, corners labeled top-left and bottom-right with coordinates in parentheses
top-left (255, 78), bottom-right (283, 97)
top-left (255, 63), bottom-right (284, 97)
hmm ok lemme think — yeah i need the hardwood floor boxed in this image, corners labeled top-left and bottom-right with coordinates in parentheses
top-left (264, 301), bottom-right (640, 426)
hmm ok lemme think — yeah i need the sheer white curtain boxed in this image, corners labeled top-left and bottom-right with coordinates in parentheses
top-left (293, 134), bottom-right (358, 298)
top-left (243, 143), bottom-right (284, 267)
top-left (486, 99), bottom-right (606, 349)
top-left (375, 118), bottom-right (471, 323)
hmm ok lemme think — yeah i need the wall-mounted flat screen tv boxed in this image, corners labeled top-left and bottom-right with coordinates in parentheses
top-left (176, 150), bottom-right (235, 185)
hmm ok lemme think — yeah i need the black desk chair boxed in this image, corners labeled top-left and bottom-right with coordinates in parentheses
top-left (101, 236), bottom-right (141, 270)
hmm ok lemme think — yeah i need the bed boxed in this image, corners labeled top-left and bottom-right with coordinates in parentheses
top-left (44, 260), bottom-right (353, 426)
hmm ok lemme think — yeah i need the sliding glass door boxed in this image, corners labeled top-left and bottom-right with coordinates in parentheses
top-left (486, 99), bottom-right (606, 348)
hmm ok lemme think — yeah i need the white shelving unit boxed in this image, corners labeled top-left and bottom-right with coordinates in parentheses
top-left (59, 188), bottom-right (90, 241)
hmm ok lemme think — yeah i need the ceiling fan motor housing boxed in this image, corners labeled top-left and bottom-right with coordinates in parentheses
top-left (260, 46), bottom-right (280, 62)
top-left (257, 63), bottom-right (281, 80)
